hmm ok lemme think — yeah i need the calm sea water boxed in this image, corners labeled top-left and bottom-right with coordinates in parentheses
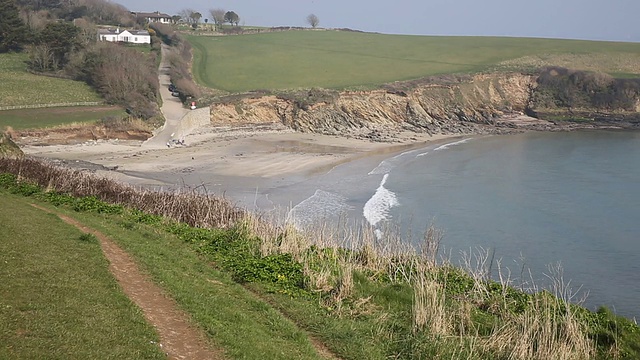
top-left (284, 130), bottom-right (640, 320)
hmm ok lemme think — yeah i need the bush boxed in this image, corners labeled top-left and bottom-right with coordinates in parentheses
top-left (75, 42), bottom-right (160, 119)
top-left (533, 67), bottom-right (640, 111)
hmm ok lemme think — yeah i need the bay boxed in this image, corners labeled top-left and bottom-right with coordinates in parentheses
top-left (381, 130), bottom-right (640, 320)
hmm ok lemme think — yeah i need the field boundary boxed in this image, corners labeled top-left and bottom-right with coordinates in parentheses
top-left (0, 102), bottom-right (103, 111)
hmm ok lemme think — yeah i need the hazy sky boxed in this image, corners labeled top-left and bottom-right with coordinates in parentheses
top-left (117, 0), bottom-right (640, 41)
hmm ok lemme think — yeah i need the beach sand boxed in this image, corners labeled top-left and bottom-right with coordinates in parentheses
top-left (20, 125), bottom-right (462, 212)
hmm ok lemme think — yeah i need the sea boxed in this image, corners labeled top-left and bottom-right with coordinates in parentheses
top-left (273, 130), bottom-right (640, 321)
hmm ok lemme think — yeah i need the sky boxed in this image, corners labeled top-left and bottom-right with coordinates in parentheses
top-left (117, 0), bottom-right (640, 42)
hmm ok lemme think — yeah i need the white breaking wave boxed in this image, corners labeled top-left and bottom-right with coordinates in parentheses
top-left (368, 159), bottom-right (393, 175)
top-left (287, 190), bottom-right (352, 230)
top-left (363, 174), bottom-right (399, 227)
top-left (368, 148), bottom-right (422, 175)
top-left (434, 138), bottom-right (471, 151)
top-left (416, 151), bottom-right (429, 157)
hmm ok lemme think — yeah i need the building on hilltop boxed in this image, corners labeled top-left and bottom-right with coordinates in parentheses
top-left (97, 28), bottom-right (151, 44)
top-left (132, 11), bottom-right (172, 24)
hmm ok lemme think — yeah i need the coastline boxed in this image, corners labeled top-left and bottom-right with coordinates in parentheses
top-left (15, 122), bottom-right (640, 321)
top-left (20, 124), bottom-right (465, 212)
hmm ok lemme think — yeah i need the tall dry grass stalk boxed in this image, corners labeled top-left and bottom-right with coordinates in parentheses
top-left (484, 295), bottom-right (594, 360)
top-left (413, 260), bottom-right (448, 335)
top-left (456, 247), bottom-right (595, 359)
top-left (0, 157), bottom-right (244, 228)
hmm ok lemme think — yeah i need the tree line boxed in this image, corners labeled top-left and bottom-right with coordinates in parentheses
top-left (0, 0), bottom-right (161, 120)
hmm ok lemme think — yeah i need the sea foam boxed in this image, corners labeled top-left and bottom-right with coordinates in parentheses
top-left (363, 174), bottom-right (399, 227)
top-left (287, 190), bottom-right (352, 230)
top-left (368, 149), bottom-right (422, 175)
top-left (434, 138), bottom-right (471, 151)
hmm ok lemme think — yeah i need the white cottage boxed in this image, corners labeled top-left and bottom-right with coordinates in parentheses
top-left (132, 11), bottom-right (173, 24)
top-left (97, 28), bottom-right (151, 44)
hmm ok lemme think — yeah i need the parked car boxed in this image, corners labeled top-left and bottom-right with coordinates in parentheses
top-left (168, 83), bottom-right (176, 92)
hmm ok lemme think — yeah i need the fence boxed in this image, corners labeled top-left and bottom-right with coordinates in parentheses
top-left (0, 102), bottom-right (103, 111)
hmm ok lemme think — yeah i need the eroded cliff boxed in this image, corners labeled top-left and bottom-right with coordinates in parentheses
top-left (208, 71), bottom-right (639, 140)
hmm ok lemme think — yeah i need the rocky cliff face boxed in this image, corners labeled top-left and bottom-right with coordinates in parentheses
top-left (208, 71), bottom-right (638, 140)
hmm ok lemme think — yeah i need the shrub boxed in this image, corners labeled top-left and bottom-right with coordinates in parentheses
top-left (532, 67), bottom-right (640, 111)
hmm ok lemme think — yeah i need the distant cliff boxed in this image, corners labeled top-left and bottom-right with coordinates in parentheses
top-left (208, 70), bottom-right (640, 140)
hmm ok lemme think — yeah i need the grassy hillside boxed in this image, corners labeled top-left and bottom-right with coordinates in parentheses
top-left (0, 193), bottom-right (164, 359)
top-left (2, 159), bottom-right (639, 360)
top-left (0, 53), bottom-right (102, 107)
top-left (187, 31), bottom-right (640, 92)
top-left (0, 106), bottom-right (126, 130)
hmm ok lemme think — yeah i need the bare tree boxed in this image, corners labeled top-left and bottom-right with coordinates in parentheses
top-left (27, 44), bottom-right (55, 71)
top-left (209, 8), bottom-right (225, 30)
top-left (179, 8), bottom-right (196, 25)
top-left (191, 11), bottom-right (202, 29)
top-left (306, 13), bottom-right (319, 28)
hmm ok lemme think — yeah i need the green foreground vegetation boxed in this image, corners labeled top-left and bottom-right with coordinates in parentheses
top-left (0, 193), bottom-right (164, 359)
top-left (188, 31), bottom-right (640, 92)
top-left (0, 53), bottom-right (102, 107)
top-left (0, 106), bottom-right (126, 130)
top-left (1, 161), bottom-right (639, 360)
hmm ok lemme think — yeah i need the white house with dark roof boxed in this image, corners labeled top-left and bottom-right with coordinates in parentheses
top-left (132, 11), bottom-right (173, 24)
top-left (97, 28), bottom-right (151, 44)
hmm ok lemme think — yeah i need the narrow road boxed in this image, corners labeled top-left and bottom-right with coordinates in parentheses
top-left (143, 44), bottom-right (190, 148)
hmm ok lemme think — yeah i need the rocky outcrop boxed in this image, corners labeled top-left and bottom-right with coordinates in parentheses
top-left (208, 71), bottom-right (638, 140)
top-left (0, 133), bottom-right (23, 158)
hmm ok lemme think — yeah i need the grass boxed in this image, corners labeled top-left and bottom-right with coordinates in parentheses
top-left (0, 53), bottom-right (102, 107)
top-left (0, 106), bottom-right (126, 130)
top-left (2, 158), bottom-right (640, 359)
top-left (187, 31), bottom-right (640, 92)
top-left (68, 209), bottom-right (324, 360)
top-left (0, 192), bottom-right (165, 359)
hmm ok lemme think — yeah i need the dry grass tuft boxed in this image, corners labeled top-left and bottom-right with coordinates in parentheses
top-left (0, 157), bottom-right (244, 228)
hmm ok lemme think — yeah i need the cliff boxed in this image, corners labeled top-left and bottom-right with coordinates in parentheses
top-left (208, 71), bottom-right (639, 140)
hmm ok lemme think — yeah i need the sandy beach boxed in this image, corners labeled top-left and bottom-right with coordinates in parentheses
top-left (20, 123), bottom-right (462, 211)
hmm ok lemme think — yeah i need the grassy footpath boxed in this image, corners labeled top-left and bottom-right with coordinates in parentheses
top-left (0, 106), bottom-right (126, 130)
top-left (67, 209), bottom-right (325, 360)
top-left (0, 53), bottom-right (102, 107)
top-left (1, 162), bottom-right (639, 359)
top-left (0, 191), bottom-right (325, 359)
top-left (188, 31), bottom-right (640, 92)
top-left (0, 193), bottom-right (165, 359)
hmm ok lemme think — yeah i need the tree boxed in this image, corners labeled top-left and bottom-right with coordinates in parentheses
top-left (179, 8), bottom-right (197, 25)
top-left (209, 8), bottom-right (225, 30)
top-left (0, 0), bottom-right (30, 52)
top-left (306, 13), bottom-right (319, 28)
top-left (191, 11), bottom-right (201, 27)
top-left (171, 15), bottom-right (181, 24)
top-left (224, 11), bottom-right (239, 26)
top-left (27, 43), bottom-right (54, 71)
top-left (36, 21), bottom-right (80, 69)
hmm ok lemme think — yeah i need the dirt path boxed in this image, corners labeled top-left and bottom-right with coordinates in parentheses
top-left (31, 204), bottom-right (223, 360)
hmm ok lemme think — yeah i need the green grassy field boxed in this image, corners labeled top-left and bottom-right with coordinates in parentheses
top-left (187, 31), bottom-right (640, 92)
top-left (0, 193), bottom-right (165, 359)
top-left (0, 106), bottom-right (126, 130)
top-left (0, 53), bottom-right (102, 107)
